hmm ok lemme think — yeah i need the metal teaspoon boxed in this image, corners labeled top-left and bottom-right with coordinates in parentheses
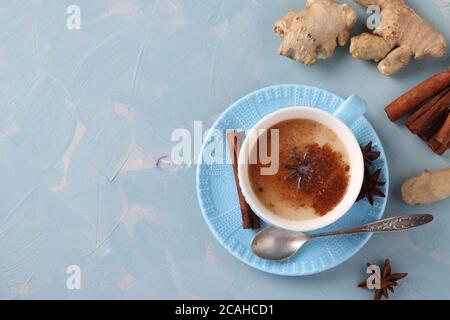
top-left (251, 214), bottom-right (433, 261)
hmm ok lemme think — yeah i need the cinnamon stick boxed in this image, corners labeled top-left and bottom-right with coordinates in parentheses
top-left (417, 110), bottom-right (448, 142)
top-left (425, 114), bottom-right (450, 156)
top-left (405, 89), bottom-right (450, 134)
top-left (427, 136), bottom-right (442, 154)
top-left (436, 145), bottom-right (448, 155)
top-left (427, 138), bottom-right (448, 155)
top-left (226, 131), bottom-right (260, 230)
top-left (251, 211), bottom-right (260, 230)
top-left (434, 113), bottom-right (450, 146)
top-left (385, 70), bottom-right (450, 121)
top-left (406, 87), bottom-right (450, 130)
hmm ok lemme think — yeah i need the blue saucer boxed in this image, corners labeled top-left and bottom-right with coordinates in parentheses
top-left (196, 85), bottom-right (388, 276)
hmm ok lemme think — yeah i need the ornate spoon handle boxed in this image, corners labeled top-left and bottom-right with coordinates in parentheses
top-left (310, 214), bottom-right (433, 238)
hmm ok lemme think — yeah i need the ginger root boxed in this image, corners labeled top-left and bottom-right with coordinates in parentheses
top-left (402, 168), bottom-right (450, 205)
top-left (274, 0), bottom-right (357, 65)
top-left (350, 0), bottom-right (447, 76)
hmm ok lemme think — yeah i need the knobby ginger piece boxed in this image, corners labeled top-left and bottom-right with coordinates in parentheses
top-left (274, 0), bottom-right (357, 65)
top-left (350, 0), bottom-right (447, 76)
top-left (402, 168), bottom-right (450, 205)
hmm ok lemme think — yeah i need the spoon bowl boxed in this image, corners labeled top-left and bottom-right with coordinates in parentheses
top-left (252, 227), bottom-right (311, 261)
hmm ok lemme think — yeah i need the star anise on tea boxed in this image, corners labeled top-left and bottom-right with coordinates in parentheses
top-left (357, 168), bottom-right (386, 206)
top-left (358, 259), bottom-right (408, 300)
top-left (285, 149), bottom-right (311, 190)
top-left (361, 141), bottom-right (381, 168)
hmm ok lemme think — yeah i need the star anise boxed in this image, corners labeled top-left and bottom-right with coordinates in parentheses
top-left (358, 259), bottom-right (408, 300)
top-left (285, 149), bottom-right (311, 190)
top-left (357, 168), bottom-right (386, 206)
top-left (361, 141), bottom-right (381, 168)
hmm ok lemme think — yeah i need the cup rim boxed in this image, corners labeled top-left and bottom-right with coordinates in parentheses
top-left (237, 106), bottom-right (364, 232)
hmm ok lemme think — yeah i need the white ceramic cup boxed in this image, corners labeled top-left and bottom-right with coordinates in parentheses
top-left (237, 95), bottom-right (367, 232)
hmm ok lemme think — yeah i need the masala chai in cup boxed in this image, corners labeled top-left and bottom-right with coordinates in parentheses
top-left (248, 118), bottom-right (350, 221)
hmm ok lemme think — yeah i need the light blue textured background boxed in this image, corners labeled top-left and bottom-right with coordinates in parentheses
top-left (0, 0), bottom-right (449, 299)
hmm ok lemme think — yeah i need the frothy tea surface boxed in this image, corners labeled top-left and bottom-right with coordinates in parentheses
top-left (248, 119), bottom-right (350, 220)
